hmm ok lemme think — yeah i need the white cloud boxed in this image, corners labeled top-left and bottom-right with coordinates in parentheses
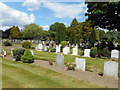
top-left (22, 0), bottom-right (41, 11)
top-left (0, 2), bottom-right (35, 30)
top-left (43, 2), bottom-right (86, 18)
top-left (41, 25), bottom-right (50, 31)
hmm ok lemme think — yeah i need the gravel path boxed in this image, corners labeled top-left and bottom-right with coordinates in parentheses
top-left (4, 55), bottom-right (118, 88)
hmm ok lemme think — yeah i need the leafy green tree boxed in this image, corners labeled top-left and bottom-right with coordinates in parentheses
top-left (55, 23), bottom-right (66, 44)
top-left (90, 29), bottom-right (96, 47)
top-left (98, 29), bottom-right (105, 41)
top-left (22, 23), bottom-right (43, 40)
top-left (105, 30), bottom-right (120, 42)
top-left (81, 19), bottom-right (93, 42)
top-left (85, 2), bottom-right (120, 31)
top-left (9, 25), bottom-right (21, 39)
top-left (69, 18), bottom-right (79, 45)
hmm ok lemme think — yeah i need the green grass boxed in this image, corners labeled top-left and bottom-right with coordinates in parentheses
top-left (2, 58), bottom-right (104, 88)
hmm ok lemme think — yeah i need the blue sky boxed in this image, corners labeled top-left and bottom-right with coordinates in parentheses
top-left (0, 0), bottom-right (88, 31)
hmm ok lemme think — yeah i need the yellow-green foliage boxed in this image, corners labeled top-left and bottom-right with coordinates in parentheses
top-left (22, 41), bottom-right (32, 49)
top-left (60, 41), bottom-right (68, 48)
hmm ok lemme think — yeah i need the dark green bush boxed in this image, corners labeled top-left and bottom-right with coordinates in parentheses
top-left (107, 41), bottom-right (114, 51)
top-left (21, 49), bottom-right (34, 63)
top-left (50, 48), bottom-right (56, 52)
top-left (90, 47), bottom-right (98, 57)
top-left (99, 41), bottom-right (106, 50)
top-left (22, 41), bottom-right (32, 49)
top-left (3, 40), bottom-right (12, 46)
top-left (31, 47), bottom-right (35, 49)
top-left (101, 48), bottom-right (110, 58)
top-left (13, 48), bottom-right (26, 61)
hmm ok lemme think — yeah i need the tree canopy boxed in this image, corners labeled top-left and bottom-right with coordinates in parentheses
top-left (85, 2), bottom-right (120, 31)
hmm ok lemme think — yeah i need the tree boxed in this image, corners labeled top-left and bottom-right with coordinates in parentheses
top-left (98, 29), bottom-right (105, 41)
top-left (22, 23), bottom-right (43, 40)
top-left (9, 25), bottom-right (21, 39)
top-left (105, 30), bottom-right (120, 42)
top-left (90, 29), bottom-right (96, 47)
top-left (55, 23), bottom-right (66, 44)
top-left (85, 2), bottom-right (120, 31)
top-left (81, 19), bottom-right (93, 42)
top-left (69, 18), bottom-right (79, 45)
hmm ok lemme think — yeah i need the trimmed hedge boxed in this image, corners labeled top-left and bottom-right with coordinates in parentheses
top-left (13, 48), bottom-right (26, 61)
top-left (3, 40), bottom-right (12, 46)
top-left (21, 49), bottom-right (34, 63)
top-left (90, 47), bottom-right (98, 57)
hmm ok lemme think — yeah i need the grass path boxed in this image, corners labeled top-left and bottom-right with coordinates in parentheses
top-left (2, 59), bottom-right (104, 88)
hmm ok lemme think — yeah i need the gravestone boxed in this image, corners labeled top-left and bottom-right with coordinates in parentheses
top-left (44, 46), bottom-right (47, 52)
top-left (63, 47), bottom-right (67, 54)
top-left (72, 47), bottom-right (78, 55)
top-left (111, 50), bottom-right (119, 60)
top-left (39, 43), bottom-right (43, 51)
top-left (66, 46), bottom-right (70, 54)
top-left (11, 48), bottom-right (14, 56)
top-left (56, 45), bottom-right (61, 53)
top-left (75, 58), bottom-right (86, 71)
top-left (55, 54), bottom-right (64, 66)
top-left (36, 45), bottom-right (39, 50)
top-left (30, 50), bottom-right (34, 56)
top-left (104, 61), bottom-right (118, 78)
top-left (83, 49), bottom-right (90, 57)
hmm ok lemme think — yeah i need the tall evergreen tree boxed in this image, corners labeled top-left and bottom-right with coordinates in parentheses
top-left (55, 23), bottom-right (66, 44)
top-left (9, 25), bottom-right (21, 39)
top-left (90, 29), bottom-right (96, 47)
top-left (69, 18), bottom-right (79, 45)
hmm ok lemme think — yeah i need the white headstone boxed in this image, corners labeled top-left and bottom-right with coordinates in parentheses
top-left (75, 58), bottom-right (86, 71)
top-left (104, 61), bottom-right (118, 78)
top-left (63, 47), bottom-right (67, 54)
top-left (56, 45), bottom-right (61, 53)
top-left (38, 43), bottom-right (43, 51)
top-left (30, 50), bottom-right (34, 55)
top-left (11, 48), bottom-right (14, 56)
top-left (111, 50), bottom-right (119, 60)
top-left (72, 47), bottom-right (78, 55)
top-left (36, 45), bottom-right (39, 50)
top-left (83, 49), bottom-right (90, 57)
top-left (55, 54), bottom-right (64, 66)
top-left (66, 46), bottom-right (70, 54)
top-left (44, 46), bottom-right (47, 52)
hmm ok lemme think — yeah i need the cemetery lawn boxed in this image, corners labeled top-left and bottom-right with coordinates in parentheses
top-left (2, 46), bottom-right (118, 73)
top-left (1, 58), bottom-right (104, 88)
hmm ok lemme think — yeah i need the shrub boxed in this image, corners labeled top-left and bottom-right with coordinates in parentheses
top-left (101, 48), bottom-right (110, 58)
top-left (13, 48), bottom-right (26, 61)
top-left (50, 48), bottom-right (56, 52)
top-left (3, 40), bottom-right (12, 46)
top-left (60, 41), bottom-right (68, 48)
top-left (99, 41), bottom-right (106, 50)
top-left (79, 50), bottom-right (84, 56)
top-left (31, 47), bottom-right (35, 49)
top-left (107, 41), bottom-right (114, 51)
top-left (22, 41), bottom-right (32, 49)
top-left (90, 47), bottom-right (98, 57)
top-left (21, 49), bottom-right (34, 63)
